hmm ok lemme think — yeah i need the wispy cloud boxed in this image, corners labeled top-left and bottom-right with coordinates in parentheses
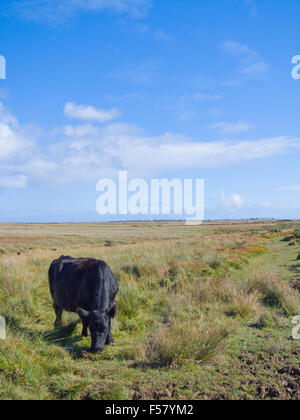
top-left (221, 192), bottom-right (245, 209)
top-left (117, 19), bottom-right (149, 36)
top-left (105, 93), bottom-right (143, 102)
top-left (64, 102), bottom-right (121, 122)
top-left (243, 62), bottom-right (269, 74)
top-left (6, 0), bottom-right (152, 24)
top-left (194, 93), bottom-right (222, 101)
top-left (208, 121), bottom-right (254, 134)
top-left (0, 175), bottom-right (27, 189)
top-left (111, 62), bottom-right (161, 85)
top-left (167, 93), bottom-right (222, 122)
top-left (221, 40), bottom-right (269, 80)
top-left (222, 41), bottom-right (255, 57)
top-left (275, 185), bottom-right (300, 192)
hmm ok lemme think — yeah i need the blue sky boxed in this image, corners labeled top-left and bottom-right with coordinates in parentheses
top-left (0, 0), bottom-right (299, 222)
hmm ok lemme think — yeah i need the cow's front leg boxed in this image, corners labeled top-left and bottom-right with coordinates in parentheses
top-left (53, 303), bottom-right (63, 327)
top-left (105, 317), bottom-right (114, 345)
top-left (106, 331), bottom-right (114, 345)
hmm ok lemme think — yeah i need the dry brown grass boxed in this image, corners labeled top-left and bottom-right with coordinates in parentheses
top-left (226, 287), bottom-right (261, 318)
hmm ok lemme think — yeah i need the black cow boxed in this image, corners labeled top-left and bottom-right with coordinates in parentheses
top-left (49, 255), bottom-right (119, 353)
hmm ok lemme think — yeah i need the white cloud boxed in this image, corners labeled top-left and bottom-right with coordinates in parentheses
top-left (0, 104), bottom-right (34, 161)
top-left (0, 103), bottom-right (18, 126)
top-left (0, 122), bottom-right (24, 160)
top-left (221, 192), bottom-right (245, 209)
top-left (208, 121), bottom-right (254, 134)
top-left (1, 101), bottom-right (300, 188)
top-left (8, 0), bottom-right (152, 23)
top-left (56, 133), bottom-right (299, 177)
top-left (64, 102), bottom-right (121, 123)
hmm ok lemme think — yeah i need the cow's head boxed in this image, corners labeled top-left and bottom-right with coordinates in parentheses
top-left (77, 305), bottom-right (117, 353)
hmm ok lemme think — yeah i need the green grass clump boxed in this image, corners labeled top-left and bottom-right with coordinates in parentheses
top-left (247, 272), bottom-right (300, 316)
top-left (117, 282), bottom-right (146, 320)
top-left (143, 318), bottom-right (229, 367)
top-left (226, 287), bottom-right (261, 319)
top-left (255, 310), bottom-right (281, 329)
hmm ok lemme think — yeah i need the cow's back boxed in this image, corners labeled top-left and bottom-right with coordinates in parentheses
top-left (49, 256), bottom-right (116, 313)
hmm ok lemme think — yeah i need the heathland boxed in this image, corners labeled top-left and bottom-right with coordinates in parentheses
top-left (0, 220), bottom-right (299, 400)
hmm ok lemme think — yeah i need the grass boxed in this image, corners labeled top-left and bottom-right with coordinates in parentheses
top-left (0, 220), bottom-right (300, 400)
top-left (226, 287), bottom-right (261, 318)
top-left (143, 317), bottom-right (229, 367)
top-left (247, 271), bottom-right (300, 316)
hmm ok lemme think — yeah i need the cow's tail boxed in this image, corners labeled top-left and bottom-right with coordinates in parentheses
top-left (48, 261), bottom-right (56, 298)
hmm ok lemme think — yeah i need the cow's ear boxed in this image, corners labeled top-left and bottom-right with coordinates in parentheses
top-left (108, 303), bottom-right (118, 318)
top-left (76, 308), bottom-right (90, 321)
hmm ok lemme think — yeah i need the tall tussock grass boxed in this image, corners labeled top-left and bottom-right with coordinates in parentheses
top-left (226, 287), bottom-right (261, 318)
top-left (117, 282), bottom-right (141, 319)
top-left (246, 271), bottom-right (300, 316)
top-left (188, 276), bottom-right (261, 319)
top-left (188, 267), bottom-right (299, 319)
top-left (0, 257), bottom-right (42, 320)
top-left (142, 317), bottom-right (229, 367)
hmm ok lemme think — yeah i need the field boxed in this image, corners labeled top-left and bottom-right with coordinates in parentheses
top-left (0, 220), bottom-right (300, 400)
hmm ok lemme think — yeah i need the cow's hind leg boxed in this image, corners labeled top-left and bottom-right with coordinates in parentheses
top-left (53, 303), bottom-right (63, 327)
top-left (81, 319), bottom-right (89, 337)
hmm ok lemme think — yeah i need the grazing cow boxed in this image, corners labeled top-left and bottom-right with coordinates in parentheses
top-left (49, 256), bottom-right (118, 353)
